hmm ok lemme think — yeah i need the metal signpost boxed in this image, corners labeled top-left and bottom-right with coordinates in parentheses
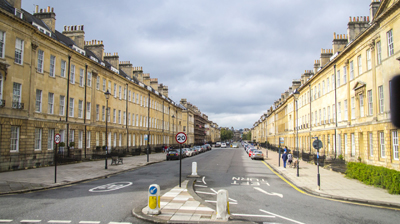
top-left (312, 137), bottom-right (323, 190)
top-left (175, 132), bottom-right (187, 187)
top-left (54, 133), bottom-right (61, 183)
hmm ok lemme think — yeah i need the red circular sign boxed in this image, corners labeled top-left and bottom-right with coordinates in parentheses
top-left (54, 133), bottom-right (61, 144)
top-left (175, 132), bottom-right (187, 144)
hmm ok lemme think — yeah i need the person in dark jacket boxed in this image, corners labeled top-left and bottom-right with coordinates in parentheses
top-left (282, 151), bottom-right (288, 168)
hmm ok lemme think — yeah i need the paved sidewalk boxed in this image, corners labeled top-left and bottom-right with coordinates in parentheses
top-left (259, 147), bottom-right (400, 208)
top-left (133, 179), bottom-right (221, 223)
top-left (0, 153), bottom-right (166, 194)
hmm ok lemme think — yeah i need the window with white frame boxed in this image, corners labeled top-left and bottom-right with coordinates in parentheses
top-left (343, 66), bottom-right (347, 84)
top-left (114, 83), bottom-right (117, 97)
top-left (344, 100), bottom-right (348, 120)
top-left (108, 132), bottom-right (111, 148)
top-left (319, 109), bottom-right (321, 125)
top-left (357, 55), bottom-right (362, 75)
top-left (118, 110), bottom-right (121, 124)
top-left (136, 114), bottom-right (138, 126)
top-left (87, 102), bottom-right (91, 119)
top-left (87, 72), bottom-right (92, 87)
top-left (113, 109), bottom-right (116, 123)
top-left (96, 132), bottom-right (99, 146)
top-left (376, 41), bottom-right (382, 65)
top-left (87, 131), bottom-right (91, 148)
top-left (48, 92), bottom-right (54, 114)
top-left (380, 131), bottom-right (385, 157)
top-left (350, 61), bottom-right (354, 80)
top-left (129, 134), bottom-right (131, 146)
top-left (35, 128), bottom-right (42, 150)
top-left (123, 111), bottom-right (126, 125)
top-left (351, 133), bottom-right (355, 156)
top-left (59, 95), bottom-right (65, 116)
top-left (69, 98), bottom-right (74, 117)
top-left (332, 104), bottom-right (335, 122)
top-left (0, 30), bottom-right (5, 58)
top-left (69, 129), bottom-right (75, 147)
top-left (79, 69), bottom-right (84, 87)
top-left (322, 81), bottom-right (325, 95)
top-left (96, 76), bottom-right (100, 90)
top-left (61, 60), bottom-right (66, 78)
top-left (133, 134), bottom-right (136, 146)
top-left (96, 104), bottom-right (99, 121)
top-left (327, 106), bottom-right (330, 122)
top-left (359, 94), bottom-right (364, 117)
top-left (15, 38), bottom-right (24, 64)
top-left (102, 106), bottom-right (105, 121)
top-left (368, 90), bottom-right (373, 116)
top-left (107, 107), bottom-right (110, 122)
top-left (327, 78), bottom-right (330, 92)
top-left (78, 100), bottom-right (83, 118)
top-left (108, 81), bottom-right (111, 92)
top-left (387, 29), bottom-right (394, 56)
top-left (129, 90), bottom-right (131, 101)
top-left (337, 70), bottom-right (341, 86)
top-left (393, 130), bottom-right (399, 160)
top-left (36, 89), bottom-right (42, 112)
top-left (10, 126), bottom-right (20, 152)
top-left (136, 93), bottom-right (139, 104)
top-left (123, 87), bottom-right (126, 100)
top-left (48, 129), bottom-right (55, 150)
top-left (119, 86), bottom-right (122, 99)
top-left (323, 108), bottom-right (326, 123)
top-left (70, 65), bottom-right (75, 84)
top-left (103, 78), bottom-right (106, 91)
top-left (351, 97), bottom-right (355, 119)
top-left (37, 50), bottom-right (44, 73)
top-left (366, 49), bottom-right (371, 70)
top-left (119, 133), bottom-right (122, 146)
top-left (128, 113), bottom-right (131, 125)
top-left (132, 92), bottom-right (135, 102)
top-left (50, 55), bottom-right (56, 77)
top-left (369, 132), bottom-right (373, 157)
top-left (378, 85), bottom-right (384, 113)
top-left (78, 131), bottom-right (83, 148)
top-left (113, 133), bottom-right (117, 147)
top-left (344, 134), bottom-right (348, 156)
top-left (331, 75), bottom-right (334, 90)
top-left (102, 132), bottom-right (105, 146)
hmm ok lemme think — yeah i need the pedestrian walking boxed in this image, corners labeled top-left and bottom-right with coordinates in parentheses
top-left (287, 152), bottom-right (293, 167)
top-left (282, 151), bottom-right (288, 168)
top-left (284, 146), bottom-right (288, 153)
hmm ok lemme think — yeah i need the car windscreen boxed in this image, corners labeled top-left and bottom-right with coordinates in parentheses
top-left (169, 150), bottom-right (177, 153)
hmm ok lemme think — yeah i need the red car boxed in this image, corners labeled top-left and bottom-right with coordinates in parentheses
top-left (248, 149), bottom-right (256, 157)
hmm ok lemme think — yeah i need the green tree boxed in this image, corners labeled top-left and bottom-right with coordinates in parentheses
top-left (242, 132), bottom-right (251, 140)
top-left (221, 129), bottom-right (233, 141)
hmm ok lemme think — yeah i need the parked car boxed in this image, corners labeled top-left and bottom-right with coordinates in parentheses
top-left (166, 150), bottom-right (180, 160)
top-left (186, 148), bottom-right (196, 157)
top-left (232, 143), bottom-right (238, 148)
top-left (215, 142), bottom-right (221, 147)
top-left (248, 148), bottom-right (257, 157)
top-left (251, 150), bottom-right (264, 160)
top-left (204, 144), bottom-right (212, 150)
top-left (194, 146), bottom-right (203, 153)
top-left (221, 143), bottom-right (227, 148)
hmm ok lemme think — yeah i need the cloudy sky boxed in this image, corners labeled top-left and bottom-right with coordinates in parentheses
top-left (23, 0), bottom-right (370, 129)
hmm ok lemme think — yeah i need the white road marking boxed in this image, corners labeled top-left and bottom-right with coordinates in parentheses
top-left (89, 182), bottom-right (132, 192)
top-left (194, 184), bottom-right (207, 188)
top-left (195, 191), bottom-right (216, 195)
top-left (254, 187), bottom-right (283, 198)
top-left (21, 221), bottom-right (41, 223)
top-left (266, 182), bottom-right (270, 186)
top-left (210, 188), bottom-right (218, 194)
top-left (260, 209), bottom-right (305, 224)
top-left (48, 221), bottom-right (71, 223)
top-left (108, 222), bottom-right (132, 224)
top-left (229, 197), bottom-right (238, 202)
top-left (231, 213), bottom-right (275, 218)
top-left (0, 220), bottom-right (12, 223)
top-left (205, 200), bottom-right (238, 205)
top-left (79, 222), bottom-right (101, 224)
top-left (202, 176), bottom-right (207, 185)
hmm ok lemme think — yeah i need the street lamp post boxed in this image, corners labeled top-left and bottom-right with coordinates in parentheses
top-left (104, 90), bottom-right (111, 169)
top-left (172, 114), bottom-right (175, 146)
top-left (293, 88), bottom-right (300, 177)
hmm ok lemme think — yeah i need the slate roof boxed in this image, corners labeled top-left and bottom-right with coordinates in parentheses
top-left (0, 0), bottom-right (14, 14)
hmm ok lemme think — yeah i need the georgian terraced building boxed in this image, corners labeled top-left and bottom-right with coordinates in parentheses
top-left (0, 0), bottom-right (216, 171)
top-left (252, 0), bottom-right (400, 171)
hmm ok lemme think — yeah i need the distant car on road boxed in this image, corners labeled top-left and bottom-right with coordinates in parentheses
top-left (215, 142), bottom-right (221, 147)
top-left (166, 150), bottom-right (180, 160)
top-left (232, 143), bottom-right (238, 148)
top-left (221, 143), bottom-right (226, 148)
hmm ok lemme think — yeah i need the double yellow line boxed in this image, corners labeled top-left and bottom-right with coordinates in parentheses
top-left (261, 161), bottom-right (400, 211)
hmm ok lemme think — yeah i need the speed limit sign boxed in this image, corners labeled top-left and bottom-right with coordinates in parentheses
top-left (175, 132), bottom-right (187, 144)
top-left (54, 133), bottom-right (61, 144)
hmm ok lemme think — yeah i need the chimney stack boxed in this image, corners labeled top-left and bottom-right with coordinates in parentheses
top-left (6, 0), bottom-right (20, 9)
top-left (33, 6), bottom-right (56, 32)
top-left (292, 79), bottom-right (301, 91)
top-left (132, 67), bottom-right (143, 82)
top-left (84, 40), bottom-right (104, 61)
top-left (163, 86), bottom-right (169, 97)
top-left (314, 60), bottom-right (320, 74)
top-left (347, 16), bottom-right (370, 42)
top-left (62, 25), bottom-right (85, 49)
top-left (150, 78), bottom-right (158, 90)
top-left (320, 49), bottom-right (333, 67)
top-left (103, 52), bottom-right (119, 70)
top-left (143, 73), bottom-right (151, 86)
top-left (332, 32), bottom-right (348, 54)
top-left (370, 0), bottom-right (381, 21)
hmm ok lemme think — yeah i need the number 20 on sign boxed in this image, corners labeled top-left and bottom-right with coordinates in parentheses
top-left (175, 132), bottom-right (187, 144)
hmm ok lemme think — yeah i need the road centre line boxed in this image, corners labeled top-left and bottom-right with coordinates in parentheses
top-left (254, 187), bottom-right (283, 198)
top-left (108, 222), bottom-right (132, 224)
top-left (195, 191), bottom-right (216, 195)
top-left (79, 222), bottom-right (101, 224)
top-left (0, 220), bottom-right (12, 223)
top-left (231, 213), bottom-right (275, 218)
top-left (260, 209), bottom-right (304, 224)
top-left (21, 221), bottom-right (41, 223)
top-left (48, 221), bottom-right (71, 223)
top-left (202, 176), bottom-right (207, 185)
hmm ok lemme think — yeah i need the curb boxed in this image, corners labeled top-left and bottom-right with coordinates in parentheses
top-left (0, 159), bottom-right (163, 196)
top-left (264, 160), bottom-right (400, 210)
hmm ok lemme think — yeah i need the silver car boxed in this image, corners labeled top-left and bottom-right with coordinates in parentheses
top-left (251, 150), bottom-right (264, 160)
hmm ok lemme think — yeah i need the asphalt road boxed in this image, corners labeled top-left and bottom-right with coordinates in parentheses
top-left (0, 146), bottom-right (399, 224)
top-left (195, 146), bottom-right (400, 224)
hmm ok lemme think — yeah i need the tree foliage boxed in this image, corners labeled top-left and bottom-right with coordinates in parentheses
top-left (221, 129), bottom-right (233, 141)
top-left (242, 132), bottom-right (251, 140)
